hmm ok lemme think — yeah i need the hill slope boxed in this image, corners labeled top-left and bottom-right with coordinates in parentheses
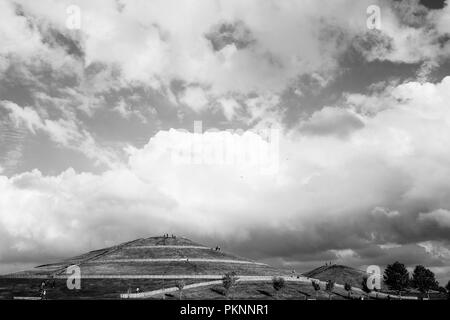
top-left (303, 264), bottom-right (368, 289)
top-left (5, 236), bottom-right (283, 278)
top-left (0, 236), bottom-right (295, 299)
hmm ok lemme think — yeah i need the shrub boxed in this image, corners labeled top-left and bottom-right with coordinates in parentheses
top-left (222, 272), bottom-right (239, 299)
top-left (272, 277), bottom-right (286, 299)
top-left (311, 280), bottom-right (321, 299)
top-left (175, 280), bottom-right (185, 300)
top-left (344, 282), bottom-right (352, 298)
top-left (325, 280), bottom-right (335, 300)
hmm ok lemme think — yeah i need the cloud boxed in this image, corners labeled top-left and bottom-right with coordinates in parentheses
top-left (218, 98), bottom-right (241, 120)
top-left (299, 107), bottom-right (365, 138)
top-left (0, 100), bottom-right (118, 167)
top-left (179, 87), bottom-right (210, 112)
top-left (113, 99), bottom-right (147, 123)
top-left (2, 0), bottom-right (449, 123)
top-left (2, 0), bottom-right (450, 283)
top-left (419, 209), bottom-right (450, 228)
top-left (1, 77), bottom-right (450, 278)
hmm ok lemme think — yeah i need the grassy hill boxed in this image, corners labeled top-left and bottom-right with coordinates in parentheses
top-left (0, 236), bottom-right (293, 299)
top-left (303, 264), bottom-right (369, 289)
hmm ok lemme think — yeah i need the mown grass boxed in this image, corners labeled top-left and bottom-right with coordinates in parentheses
top-left (102, 247), bottom-right (243, 261)
top-left (79, 261), bottom-right (281, 276)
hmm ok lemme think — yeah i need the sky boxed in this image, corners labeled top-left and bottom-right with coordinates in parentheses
top-left (1, 0), bottom-right (450, 284)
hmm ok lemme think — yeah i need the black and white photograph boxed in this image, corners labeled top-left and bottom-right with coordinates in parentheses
top-left (0, 0), bottom-right (450, 315)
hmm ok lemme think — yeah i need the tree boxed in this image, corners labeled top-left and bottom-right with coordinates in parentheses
top-left (383, 261), bottom-right (410, 298)
top-left (272, 277), bottom-right (286, 299)
top-left (411, 265), bottom-right (438, 299)
top-left (344, 282), bottom-right (352, 298)
top-left (222, 272), bottom-right (239, 299)
top-left (175, 280), bottom-right (185, 300)
top-left (325, 280), bottom-right (335, 300)
top-left (311, 280), bottom-right (321, 299)
top-left (446, 280), bottom-right (450, 293)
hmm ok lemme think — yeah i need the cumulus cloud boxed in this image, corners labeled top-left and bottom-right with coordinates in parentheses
top-left (1, 77), bottom-right (450, 281)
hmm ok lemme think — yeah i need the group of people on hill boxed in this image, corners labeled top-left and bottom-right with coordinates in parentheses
top-left (163, 233), bottom-right (176, 239)
top-left (214, 246), bottom-right (221, 251)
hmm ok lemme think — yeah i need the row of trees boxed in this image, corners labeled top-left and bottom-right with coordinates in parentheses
top-left (363, 261), bottom-right (449, 299)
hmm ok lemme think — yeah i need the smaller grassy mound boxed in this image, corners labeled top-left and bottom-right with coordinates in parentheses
top-left (303, 265), bottom-right (368, 289)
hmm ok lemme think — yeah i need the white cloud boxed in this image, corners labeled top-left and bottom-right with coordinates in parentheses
top-left (218, 98), bottom-right (240, 120)
top-left (179, 87), bottom-right (210, 112)
top-left (113, 99), bottom-right (147, 123)
top-left (3, 0), bottom-right (450, 124)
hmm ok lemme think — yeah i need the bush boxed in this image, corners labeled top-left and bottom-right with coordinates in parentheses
top-left (311, 280), bottom-right (321, 299)
top-left (222, 272), bottom-right (239, 299)
top-left (344, 282), bottom-right (352, 298)
top-left (272, 277), bottom-right (286, 299)
top-left (175, 280), bottom-right (185, 300)
top-left (325, 280), bottom-right (335, 300)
